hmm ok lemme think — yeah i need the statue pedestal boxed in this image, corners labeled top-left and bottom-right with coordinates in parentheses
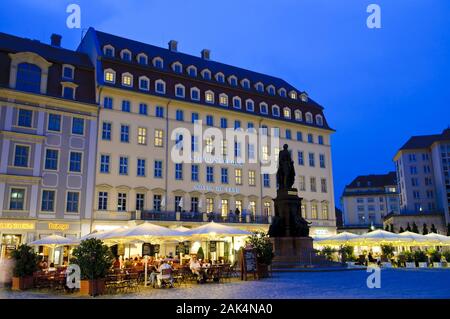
top-left (271, 237), bottom-right (314, 263)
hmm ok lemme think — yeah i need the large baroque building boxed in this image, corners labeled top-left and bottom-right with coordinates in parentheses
top-left (340, 172), bottom-right (400, 234)
top-left (77, 28), bottom-right (337, 237)
top-left (0, 33), bottom-right (98, 259)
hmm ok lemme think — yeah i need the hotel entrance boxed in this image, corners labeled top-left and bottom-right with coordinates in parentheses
top-left (1, 234), bottom-right (22, 259)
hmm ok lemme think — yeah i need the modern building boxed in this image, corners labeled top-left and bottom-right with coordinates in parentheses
top-left (0, 32), bottom-right (98, 259)
top-left (388, 128), bottom-right (450, 234)
top-left (340, 172), bottom-right (400, 234)
top-left (77, 28), bottom-right (337, 237)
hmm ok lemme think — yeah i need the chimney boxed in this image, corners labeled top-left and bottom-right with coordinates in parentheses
top-left (168, 40), bottom-right (178, 52)
top-left (51, 34), bottom-right (62, 47)
top-left (201, 49), bottom-right (210, 60)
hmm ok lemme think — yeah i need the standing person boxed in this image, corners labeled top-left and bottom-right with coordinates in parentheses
top-left (235, 208), bottom-right (241, 222)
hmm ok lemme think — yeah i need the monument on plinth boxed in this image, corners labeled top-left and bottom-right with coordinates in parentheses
top-left (268, 144), bottom-right (314, 264)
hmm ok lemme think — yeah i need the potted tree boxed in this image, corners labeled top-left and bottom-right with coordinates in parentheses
top-left (11, 244), bottom-right (39, 290)
top-left (443, 251), bottom-right (450, 268)
top-left (404, 251), bottom-right (416, 268)
top-left (428, 250), bottom-right (442, 268)
top-left (414, 250), bottom-right (428, 268)
top-left (339, 245), bottom-right (356, 266)
top-left (246, 231), bottom-right (274, 278)
top-left (70, 238), bottom-right (114, 296)
top-left (320, 246), bottom-right (337, 262)
top-left (380, 244), bottom-right (395, 267)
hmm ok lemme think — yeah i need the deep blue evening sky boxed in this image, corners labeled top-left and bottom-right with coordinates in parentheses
top-left (1, 0), bottom-right (449, 207)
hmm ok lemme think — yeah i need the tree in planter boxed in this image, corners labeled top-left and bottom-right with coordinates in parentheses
top-left (339, 245), bottom-right (355, 262)
top-left (428, 249), bottom-right (441, 263)
top-left (413, 250), bottom-right (428, 265)
top-left (404, 251), bottom-right (414, 263)
top-left (406, 223), bottom-right (412, 232)
top-left (11, 244), bottom-right (39, 289)
top-left (399, 226), bottom-right (405, 233)
top-left (412, 222), bottom-right (419, 234)
top-left (442, 251), bottom-right (450, 263)
top-left (196, 247), bottom-right (205, 261)
top-left (246, 231), bottom-right (274, 266)
top-left (422, 223), bottom-right (429, 235)
top-left (381, 244), bottom-right (395, 260)
top-left (430, 224), bottom-right (437, 234)
top-left (70, 238), bottom-right (114, 295)
top-left (320, 246), bottom-right (337, 261)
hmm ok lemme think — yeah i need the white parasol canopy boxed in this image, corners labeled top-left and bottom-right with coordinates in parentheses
top-left (424, 233), bottom-right (450, 246)
top-left (314, 232), bottom-right (360, 245)
top-left (183, 221), bottom-right (252, 238)
top-left (347, 229), bottom-right (402, 246)
top-left (397, 231), bottom-right (434, 246)
top-left (104, 222), bottom-right (184, 240)
top-left (29, 234), bottom-right (73, 247)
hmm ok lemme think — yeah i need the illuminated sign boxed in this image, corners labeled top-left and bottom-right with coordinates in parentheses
top-left (48, 223), bottom-right (69, 231)
top-left (193, 184), bottom-right (240, 194)
top-left (0, 222), bottom-right (35, 230)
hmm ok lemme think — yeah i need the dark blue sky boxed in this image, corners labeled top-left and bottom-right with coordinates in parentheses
top-left (1, 0), bottom-right (449, 206)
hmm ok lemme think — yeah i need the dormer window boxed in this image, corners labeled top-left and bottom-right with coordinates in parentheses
top-left (278, 88), bottom-right (287, 97)
top-left (246, 99), bottom-right (254, 112)
top-left (232, 97), bottom-right (241, 109)
top-left (294, 110), bottom-right (302, 121)
top-left (215, 72), bottom-right (225, 83)
top-left (305, 112), bottom-right (313, 123)
top-left (255, 82), bottom-right (264, 92)
top-left (191, 87), bottom-right (200, 101)
top-left (283, 107), bottom-right (291, 119)
top-left (187, 65), bottom-right (197, 77)
top-left (267, 85), bottom-right (275, 96)
top-left (219, 93), bottom-right (228, 106)
top-left (289, 90), bottom-right (297, 100)
top-left (139, 76), bottom-right (149, 91)
top-left (300, 92), bottom-right (309, 102)
top-left (205, 90), bottom-right (214, 103)
top-left (228, 76), bottom-right (238, 86)
top-left (260, 102), bottom-right (268, 114)
top-left (155, 79), bottom-right (166, 94)
top-left (104, 69), bottom-right (116, 83)
top-left (272, 105), bottom-right (280, 117)
top-left (172, 62), bottom-right (183, 73)
top-left (121, 72), bottom-right (133, 87)
top-left (61, 82), bottom-right (77, 100)
top-left (241, 79), bottom-right (250, 89)
top-left (175, 84), bottom-right (185, 98)
top-left (315, 114), bottom-right (324, 126)
top-left (103, 45), bottom-right (115, 57)
top-left (120, 49), bottom-right (132, 61)
top-left (137, 53), bottom-right (148, 65)
top-left (62, 64), bottom-right (74, 80)
top-left (153, 57), bottom-right (164, 69)
top-left (201, 69), bottom-right (211, 80)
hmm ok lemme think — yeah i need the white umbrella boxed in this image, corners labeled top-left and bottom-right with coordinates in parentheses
top-left (184, 221), bottom-right (252, 238)
top-left (314, 232), bottom-right (360, 245)
top-left (69, 227), bottom-right (129, 244)
top-left (397, 231), bottom-right (433, 246)
top-left (105, 222), bottom-right (184, 240)
top-left (348, 229), bottom-right (402, 246)
top-left (172, 226), bottom-right (190, 232)
top-left (425, 233), bottom-right (450, 246)
top-left (29, 234), bottom-right (73, 247)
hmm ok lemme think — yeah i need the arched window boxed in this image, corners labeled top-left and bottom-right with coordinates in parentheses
top-left (232, 96), bottom-right (241, 109)
top-left (300, 93), bottom-right (309, 102)
top-left (255, 82), bottom-right (264, 92)
top-left (316, 114), bottom-right (324, 126)
top-left (175, 84), bottom-right (185, 98)
top-left (205, 90), bottom-right (214, 103)
top-left (259, 102), bottom-right (268, 114)
top-left (201, 69), bottom-right (211, 80)
top-left (305, 112), bottom-right (313, 123)
top-left (219, 93), bottom-right (228, 106)
top-left (267, 85), bottom-right (275, 95)
top-left (241, 78), bottom-right (250, 89)
top-left (138, 76), bottom-right (149, 91)
top-left (103, 45), bottom-right (115, 57)
top-left (153, 57), bottom-right (164, 69)
top-left (155, 79), bottom-right (166, 94)
top-left (121, 72), bottom-right (133, 87)
top-left (137, 53), bottom-right (148, 65)
top-left (228, 75), bottom-right (238, 86)
top-left (187, 65), bottom-right (197, 77)
top-left (120, 49), bottom-right (132, 61)
top-left (272, 105), bottom-right (280, 117)
top-left (246, 99), bottom-right (254, 112)
top-left (215, 72), bottom-right (225, 83)
top-left (104, 69), bottom-right (116, 83)
top-left (16, 63), bottom-right (41, 93)
top-left (294, 110), bottom-right (302, 121)
top-left (278, 88), bottom-right (287, 97)
top-left (283, 107), bottom-right (291, 119)
top-left (289, 90), bottom-right (297, 100)
top-left (190, 87), bottom-right (200, 101)
top-left (172, 61), bottom-right (183, 73)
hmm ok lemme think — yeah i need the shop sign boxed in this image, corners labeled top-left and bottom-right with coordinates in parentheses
top-left (48, 223), bottom-right (69, 231)
top-left (0, 222), bottom-right (34, 230)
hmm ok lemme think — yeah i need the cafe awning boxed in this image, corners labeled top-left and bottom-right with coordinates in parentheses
top-left (29, 234), bottom-right (74, 247)
top-left (183, 221), bottom-right (252, 239)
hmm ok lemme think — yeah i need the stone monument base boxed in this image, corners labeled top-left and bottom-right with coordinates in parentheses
top-left (271, 237), bottom-right (314, 264)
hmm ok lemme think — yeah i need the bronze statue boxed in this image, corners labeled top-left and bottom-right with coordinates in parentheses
top-left (276, 144), bottom-right (295, 189)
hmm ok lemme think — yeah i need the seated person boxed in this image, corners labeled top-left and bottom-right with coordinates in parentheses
top-left (189, 256), bottom-right (204, 283)
top-left (48, 262), bottom-right (56, 272)
top-left (156, 260), bottom-right (174, 288)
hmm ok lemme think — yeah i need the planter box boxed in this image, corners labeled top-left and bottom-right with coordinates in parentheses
top-left (346, 262), bottom-right (356, 268)
top-left (12, 276), bottom-right (34, 290)
top-left (80, 279), bottom-right (106, 296)
top-left (433, 262), bottom-right (442, 268)
top-left (405, 262), bottom-right (416, 268)
top-left (418, 262), bottom-right (428, 268)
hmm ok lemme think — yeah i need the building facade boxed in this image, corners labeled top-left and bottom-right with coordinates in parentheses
top-left (391, 128), bottom-right (450, 233)
top-left (77, 28), bottom-right (337, 237)
top-left (340, 172), bottom-right (400, 234)
top-left (0, 33), bottom-right (98, 259)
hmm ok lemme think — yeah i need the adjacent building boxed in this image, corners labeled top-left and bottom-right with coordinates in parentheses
top-left (386, 128), bottom-right (450, 234)
top-left (340, 172), bottom-right (400, 234)
top-left (0, 33), bottom-right (98, 259)
top-left (77, 28), bottom-right (337, 237)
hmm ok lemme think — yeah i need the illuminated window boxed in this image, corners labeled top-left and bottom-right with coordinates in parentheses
top-left (219, 94), bottom-right (228, 106)
top-left (138, 127), bottom-right (147, 145)
top-left (249, 201), bottom-right (256, 216)
top-left (122, 73), bottom-right (133, 87)
top-left (236, 200), bottom-right (243, 213)
top-left (311, 203), bottom-right (318, 219)
top-left (248, 170), bottom-right (255, 186)
top-left (295, 110), bottom-right (302, 121)
top-left (9, 188), bottom-right (25, 210)
top-left (306, 112), bottom-right (313, 123)
top-left (154, 129), bottom-right (163, 147)
top-left (264, 202), bottom-right (271, 216)
top-left (206, 198), bottom-right (214, 213)
top-left (221, 140), bottom-right (227, 156)
top-left (205, 137), bottom-right (213, 154)
top-left (262, 146), bottom-right (269, 161)
top-left (283, 107), bottom-right (291, 119)
top-left (221, 199), bottom-right (228, 216)
top-left (104, 69), bottom-right (115, 83)
top-left (235, 168), bottom-right (242, 185)
top-left (289, 90), bottom-right (297, 99)
top-left (205, 91), bottom-right (214, 103)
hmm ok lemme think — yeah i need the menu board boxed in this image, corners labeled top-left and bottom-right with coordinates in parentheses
top-left (154, 244), bottom-right (160, 254)
top-left (142, 243), bottom-right (152, 256)
top-left (240, 248), bottom-right (258, 281)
